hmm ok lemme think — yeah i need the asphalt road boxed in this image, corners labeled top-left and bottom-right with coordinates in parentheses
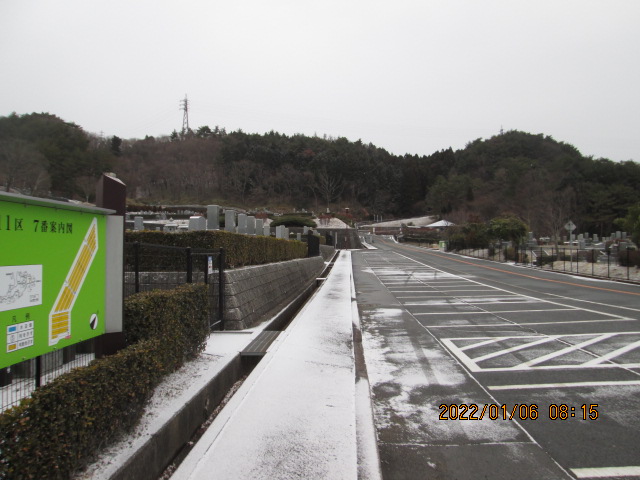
top-left (353, 237), bottom-right (640, 480)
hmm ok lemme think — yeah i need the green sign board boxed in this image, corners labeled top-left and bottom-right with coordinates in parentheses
top-left (0, 199), bottom-right (107, 369)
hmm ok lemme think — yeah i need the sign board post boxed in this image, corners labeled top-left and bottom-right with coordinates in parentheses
top-left (0, 192), bottom-right (113, 370)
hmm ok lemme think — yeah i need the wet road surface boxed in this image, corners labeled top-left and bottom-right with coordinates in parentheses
top-left (353, 238), bottom-right (640, 480)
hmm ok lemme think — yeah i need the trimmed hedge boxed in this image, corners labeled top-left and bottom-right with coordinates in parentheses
top-left (123, 284), bottom-right (211, 358)
top-left (270, 216), bottom-right (317, 228)
top-left (0, 284), bottom-right (210, 480)
top-left (125, 230), bottom-right (307, 267)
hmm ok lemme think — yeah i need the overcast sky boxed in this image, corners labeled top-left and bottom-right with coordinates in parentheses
top-left (1, 1), bottom-right (638, 161)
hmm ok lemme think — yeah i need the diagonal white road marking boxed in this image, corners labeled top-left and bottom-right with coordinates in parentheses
top-left (459, 337), bottom-right (507, 351)
top-left (582, 339), bottom-right (640, 366)
top-left (474, 336), bottom-right (560, 363)
top-left (513, 333), bottom-right (616, 369)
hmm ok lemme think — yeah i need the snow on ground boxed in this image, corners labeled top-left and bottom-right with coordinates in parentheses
top-left (73, 332), bottom-right (256, 480)
top-left (368, 216), bottom-right (437, 228)
top-left (172, 251), bottom-right (358, 480)
top-left (313, 216), bottom-right (350, 228)
top-left (543, 261), bottom-right (640, 282)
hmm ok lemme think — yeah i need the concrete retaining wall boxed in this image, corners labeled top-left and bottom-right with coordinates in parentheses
top-left (110, 355), bottom-right (247, 480)
top-left (222, 256), bottom-right (325, 330)
top-left (320, 244), bottom-right (336, 261)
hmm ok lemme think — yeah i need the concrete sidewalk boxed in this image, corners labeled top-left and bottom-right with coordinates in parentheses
top-left (172, 250), bottom-right (381, 480)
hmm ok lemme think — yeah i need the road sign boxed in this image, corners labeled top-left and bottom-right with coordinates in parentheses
top-left (564, 220), bottom-right (576, 232)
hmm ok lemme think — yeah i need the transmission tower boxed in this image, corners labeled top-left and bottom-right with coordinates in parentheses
top-left (180, 94), bottom-right (190, 135)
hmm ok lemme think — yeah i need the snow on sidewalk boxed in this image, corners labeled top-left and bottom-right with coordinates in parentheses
top-left (74, 331), bottom-right (262, 480)
top-left (172, 251), bottom-right (359, 480)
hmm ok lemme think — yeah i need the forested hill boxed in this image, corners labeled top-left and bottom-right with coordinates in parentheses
top-left (1, 112), bottom-right (639, 237)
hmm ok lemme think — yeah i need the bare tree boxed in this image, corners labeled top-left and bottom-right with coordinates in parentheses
top-left (0, 139), bottom-right (49, 194)
top-left (316, 168), bottom-right (344, 210)
top-left (546, 188), bottom-right (577, 244)
top-left (76, 175), bottom-right (99, 202)
top-left (228, 160), bottom-right (257, 205)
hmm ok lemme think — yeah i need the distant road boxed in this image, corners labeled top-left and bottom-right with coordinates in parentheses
top-left (353, 237), bottom-right (640, 480)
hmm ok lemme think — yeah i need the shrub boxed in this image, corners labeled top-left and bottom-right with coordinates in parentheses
top-left (125, 230), bottom-right (307, 268)
top-left (0, 339), bottom-right (164, 479)
top-left (0, 285), bottom-right (211, 479)
top-left (619, 248), bottom-right (640, 268)
top-left (270, 216), bottom-right (317, 228)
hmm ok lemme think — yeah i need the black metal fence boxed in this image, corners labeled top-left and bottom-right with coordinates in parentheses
top-left (1, 338), bottom-right (95, 412)
top-left (452, 245), bottom-right (639, 283)
top-left (124, 242), bottom-right (226, 330)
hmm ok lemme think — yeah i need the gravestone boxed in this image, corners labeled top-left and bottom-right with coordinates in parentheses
top-left (206, 205), bottom-right (220, 230)
top-left (134, 216), bottom-right (144, 231)
top-left (263, 224), bottom-right (270, 236)
top-left (247, 216), bottom-right (256, 235)
top-left (303, 226), bottom-right (309, 234)
top-left (189, 216), bottom-right (206, 231)
top-left (237, 214), bottom-right (248, 234)
top-left (297, 233), bottom-right (301, 241)
top-left (255, 218), bottom-right (264, 235)
top-left (225, 210), bottom-right (236, 233)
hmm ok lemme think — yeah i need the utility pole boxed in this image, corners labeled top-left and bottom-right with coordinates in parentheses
top-left (180, 94), bottom-right (190, 135)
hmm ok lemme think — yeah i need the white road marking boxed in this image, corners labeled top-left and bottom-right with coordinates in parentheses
top-left (459, 337), bottom-right (508, 351)
top-left (571, 466), bottom-right (640, 478)
top-left (489, 381), bottom-right (640, 391)
top-left (424, 318), bottom-right (636, 328)
top-left (582, 339), bottom-right (640, 366)
top-left (474, 336), bottom-right (560, 363)
top-left (514, 333), bottom-right (616, 369)
top-left (413, 311), bottom-right (506, 315)
top-left (443, 332), bottom-right (640, 372)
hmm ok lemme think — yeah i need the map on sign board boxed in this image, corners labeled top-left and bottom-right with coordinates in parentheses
top-left (0, 265), bottom-right (42, 313)
top-left (48, 218), bottom-right (99, 346)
